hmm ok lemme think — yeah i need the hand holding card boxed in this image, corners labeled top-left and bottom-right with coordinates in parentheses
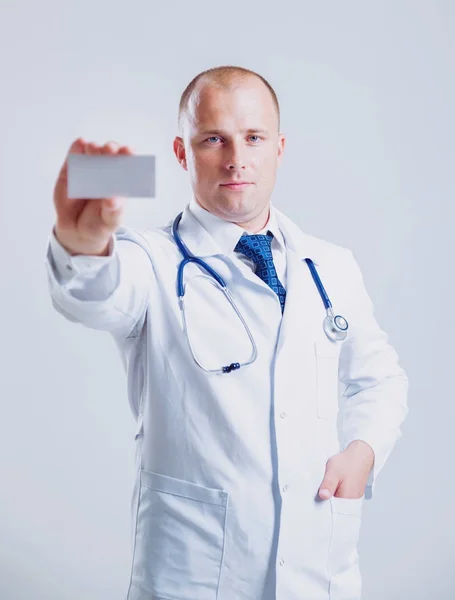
top-left (53, 139), bottom-right (138, 257)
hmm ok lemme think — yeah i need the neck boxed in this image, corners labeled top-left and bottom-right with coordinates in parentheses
top-left (193, 197), bottom-right (271, 233)
top-left (236, 204), bottom-right (271, 233)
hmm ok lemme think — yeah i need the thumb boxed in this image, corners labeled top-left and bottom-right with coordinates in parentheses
top-left (100, 196), bottom-right (125, 227)
top-left (319, 461), bottom-right (340, 500)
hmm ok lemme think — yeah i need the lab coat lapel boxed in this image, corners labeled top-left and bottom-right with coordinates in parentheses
top-left (173, 204), bottom-right (222, 258)
top-left (274, 210), bottom-right (326, 359)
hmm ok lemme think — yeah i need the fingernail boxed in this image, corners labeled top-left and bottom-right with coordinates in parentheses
top-left (106, 198), bottom-right (121, 210)
top-left (320, 488), bottom-right (332, 499)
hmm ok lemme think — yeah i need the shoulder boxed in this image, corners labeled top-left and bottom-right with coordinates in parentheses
top-left (301, 230), bottom-right (350, 260)
top-left (114, 218), bottom-right (178, 261)
top-left (275, 208), bottom-right (354, 267)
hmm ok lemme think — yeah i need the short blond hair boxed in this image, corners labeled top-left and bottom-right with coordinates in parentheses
top-left (178, 65), bottom-right (280, 133)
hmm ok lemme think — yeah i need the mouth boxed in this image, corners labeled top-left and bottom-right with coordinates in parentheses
top-left (220, 182), bottom-right (252, 190)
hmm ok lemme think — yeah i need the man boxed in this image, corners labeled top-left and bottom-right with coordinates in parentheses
top-left (46, 65), bottom-right (409, 600)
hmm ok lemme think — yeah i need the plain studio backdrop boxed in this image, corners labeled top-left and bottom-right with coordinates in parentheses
top-left (1, 1), bottom-right (453, 599)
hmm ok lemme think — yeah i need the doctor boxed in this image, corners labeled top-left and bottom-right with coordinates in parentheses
top-left (46, 65), bottom-right (409, 600)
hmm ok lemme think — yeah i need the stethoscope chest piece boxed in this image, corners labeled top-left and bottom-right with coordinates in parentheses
top-left (304, 257), bottom-right (349, 343)
top-left (323, 312), bottom-right (349, 342)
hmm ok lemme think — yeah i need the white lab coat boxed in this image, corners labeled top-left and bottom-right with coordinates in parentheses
top-left (45, 203), bottom-right (409, 600)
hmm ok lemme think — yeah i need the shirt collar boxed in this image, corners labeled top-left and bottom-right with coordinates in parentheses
top-left (188, 197), bottom-right (286, 255)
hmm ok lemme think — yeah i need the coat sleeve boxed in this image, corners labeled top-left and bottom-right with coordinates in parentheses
top-left (338, 249), bottom-right (409, 499)
top-left (45, 226), bottom-right (153, 340)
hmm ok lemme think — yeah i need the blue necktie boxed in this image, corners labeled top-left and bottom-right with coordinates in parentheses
top-left (234, 231), bottom-right (287, 313)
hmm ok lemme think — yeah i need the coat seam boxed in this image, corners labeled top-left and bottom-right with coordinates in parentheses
top-left (126, 469), bottom-right (143, 598)
top-left (216, 495), bottom-right (229, 598)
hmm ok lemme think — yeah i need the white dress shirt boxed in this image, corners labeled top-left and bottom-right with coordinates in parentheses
top-left (188, 198), bottom-right (287, 288)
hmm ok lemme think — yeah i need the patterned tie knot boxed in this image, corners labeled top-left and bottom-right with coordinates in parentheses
top-left (234, 231), bottom-right (274, 267)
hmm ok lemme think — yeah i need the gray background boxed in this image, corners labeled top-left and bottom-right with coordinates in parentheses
top-left (1, 1), bottom-right (453, 598)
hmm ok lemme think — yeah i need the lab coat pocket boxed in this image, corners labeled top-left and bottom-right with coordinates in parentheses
top-left (132, 469), bottom-right (228, 600)
top-left (315, 340), bottom-right (341, 419)
top-left (328, 496), bottom-right (363, 578)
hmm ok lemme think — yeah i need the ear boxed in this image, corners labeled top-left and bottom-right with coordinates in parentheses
top-left (277, 133), bottom-right (285, 166)
top-left (173, 136), bottom-right (188, 171)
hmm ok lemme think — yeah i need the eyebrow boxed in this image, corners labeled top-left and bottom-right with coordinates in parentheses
top-left (197, 128), bottom-right (269, 136)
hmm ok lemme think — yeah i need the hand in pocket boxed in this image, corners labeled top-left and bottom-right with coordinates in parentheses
top-left (318, 440), bottom-right (375, 500)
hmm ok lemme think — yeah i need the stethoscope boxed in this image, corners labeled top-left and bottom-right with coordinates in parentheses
top-left (172, 211), bottom-right (348, 374)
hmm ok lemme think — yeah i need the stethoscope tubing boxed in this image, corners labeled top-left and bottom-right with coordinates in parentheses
top-left (172, 211), bottom-right (348, 354)
top-left (304, 258), bottom-right (331, 310)
top-left (173, 212), bottom-right (227, 296)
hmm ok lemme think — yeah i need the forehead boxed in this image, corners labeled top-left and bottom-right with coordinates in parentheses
top-left (185, 78), bottom-right (277, 132)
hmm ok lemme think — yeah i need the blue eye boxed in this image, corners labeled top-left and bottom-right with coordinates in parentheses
top-left (205, 135), bottom-right (261, 144)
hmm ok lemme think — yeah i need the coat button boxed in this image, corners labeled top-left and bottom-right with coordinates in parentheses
top-left (280, 412), bottom-right (286, 418)
top-left (279, 559), bottom-right (285, 566)
top-left (282, 485), bottom-right (288, 492)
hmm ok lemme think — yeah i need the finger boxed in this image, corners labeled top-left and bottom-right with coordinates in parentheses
top-left (85, 141), bottom-right (99, 154)
top-left (54, 138), bottom-right (90, 220)
top-left (102, 196), bottom-right (125, 211)
top-left (100, 196), bottom-right (125, 228)
top-left (101, 141), bottom-right (120, 154)
top-left (69, 137), bottom-right (86, 155)
top-left (56, 137), bottom-right (86, 184)
top-left (318, 462), bottom-right (340, 500)
top-left (76, 194), bottom-right (122, 235)
top-left (118, 145), bottom-right (135, 155)
top-left (76, 197), bottom-right (105, 237)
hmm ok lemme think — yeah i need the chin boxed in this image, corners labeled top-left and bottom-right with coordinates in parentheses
top-left (218, 195), bottom-right (252, 211)
top-left (218, 203), bottom-right (251, 221)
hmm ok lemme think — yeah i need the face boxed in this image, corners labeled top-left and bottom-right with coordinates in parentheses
top-left (173, 78), bottom-right (285, 230)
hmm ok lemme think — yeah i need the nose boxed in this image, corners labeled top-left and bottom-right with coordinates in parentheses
top-left (225, 142), bottom-right (246, 170)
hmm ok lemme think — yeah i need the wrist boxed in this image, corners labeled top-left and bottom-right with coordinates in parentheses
top-left (54, 225), bottom-right (111, 257)
top-left (344, 440), bottom-right (375, 464)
